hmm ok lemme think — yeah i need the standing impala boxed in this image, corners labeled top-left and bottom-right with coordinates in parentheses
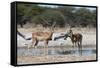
top-left (31, 30), bottom-right (53, 48)
top-left (66, 29), bottom-right (83, 55)
top-left (30, 21), bottom-right (56, 49)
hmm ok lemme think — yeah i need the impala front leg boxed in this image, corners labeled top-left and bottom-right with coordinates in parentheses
top-left (44, 40), bottom-right (48, 56)
top-left (45, 40), bottom-right (48, 48)
top-left (72, 41), bottom-right (74, 48)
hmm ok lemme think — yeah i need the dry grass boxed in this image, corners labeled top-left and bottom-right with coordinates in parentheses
top-left (18, 27), bottom-right (96, 33)
top-left (17, 27), bottom-right (96, 47)
top-left (17, 55), bottom-right (96, 65)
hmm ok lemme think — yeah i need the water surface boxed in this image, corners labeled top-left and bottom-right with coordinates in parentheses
top-left (17, 47), bottom-right (96, 56)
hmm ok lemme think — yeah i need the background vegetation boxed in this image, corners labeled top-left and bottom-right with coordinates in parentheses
top-left (17, 3), bottom-right (96, 28)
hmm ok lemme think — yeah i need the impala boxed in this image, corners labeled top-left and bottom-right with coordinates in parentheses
top-left (53, 29), bottom-right (83, 55)
top-left (30, 21), bottom-right (56, 49)
top-left (66, 29), bottom-right (83, 55)
top-left (31, 31), bottom-right (53, 48)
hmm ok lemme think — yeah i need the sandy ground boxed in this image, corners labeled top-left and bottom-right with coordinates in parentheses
top-left (17, 55), bottom-right (96, 65)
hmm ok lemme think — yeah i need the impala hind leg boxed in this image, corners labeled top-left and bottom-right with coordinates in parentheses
top-left (78, 42), bottom-right (80, 54)
top-left (32, 39), bottom-right (37, 48)
top-left (78, 42), bottom-right (82, 55)
top-left (73, 42), bottom-right (76, 48)
top-left (80, 40), bottom-right (82, 55)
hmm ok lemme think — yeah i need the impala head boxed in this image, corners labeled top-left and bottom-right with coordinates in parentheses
top-left (67, 28), bottom-right (73, 38)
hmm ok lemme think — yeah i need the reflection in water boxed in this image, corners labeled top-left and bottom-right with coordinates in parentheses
top-left (17, 47), bottom-right (96, 56)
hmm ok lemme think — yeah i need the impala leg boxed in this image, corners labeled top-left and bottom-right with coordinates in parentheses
top-left (45, 41), bottom-right (48, 48)
top-left (34, 40), bottom-right (38, 48)
top-left (32, 39), bottom-right (36, 48)
top-left (78, 42), bottom-right (80, 53)
top-left (71, 42), bottom-right (74, 48)
top-left (44, 40), bottom-right (48, 58)
top-left (43, 41), bottom-right (46, 56)
top-left (71, 42), bottom-right (74, 53)
top-left (46, 40), bottom-right (49, 58)
top-left (78, 42), bottom-right (82, 55)
top-left (80, 40), bottom-right (82, 55)
top-left (75, 42), bottom-right (77, 47)
top-left (73, 42), bottom-right (75, 48)
top-left (80, 39), bottom-right (82, 50)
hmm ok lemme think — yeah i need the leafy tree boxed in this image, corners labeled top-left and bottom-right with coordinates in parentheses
top-left (32, 10), bottom-right (66, 27)
top-left (17, 4), bottom-right (97, 28)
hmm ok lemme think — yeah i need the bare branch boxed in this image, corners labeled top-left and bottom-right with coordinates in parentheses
top-left (41, 18), bottom-right (50, 26)
top-left (52, 21), bottom-right (56, 28)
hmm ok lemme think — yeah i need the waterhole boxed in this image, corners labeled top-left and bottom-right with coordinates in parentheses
top-left (17, 46), bottom-right (96, 56)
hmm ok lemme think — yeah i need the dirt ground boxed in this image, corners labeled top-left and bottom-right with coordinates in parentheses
top-left (17, 55), bottom-right (96, 65)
